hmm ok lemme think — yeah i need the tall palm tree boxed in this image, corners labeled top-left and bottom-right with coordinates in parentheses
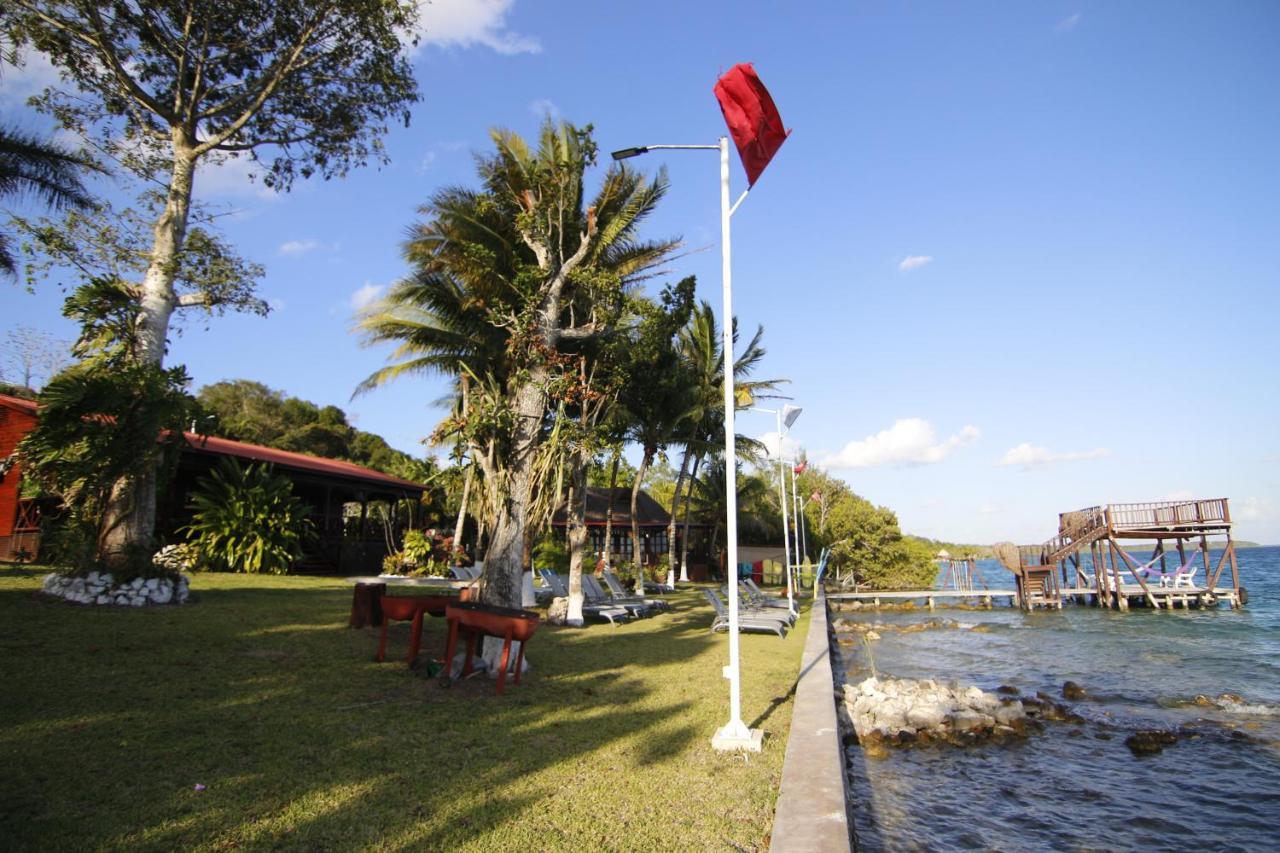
top-left (353, 120), bottom-right (679, 608)
top-left (688, 456), bottom-right (770, 576)
top-left (0, 124), bottom-right (100, 276)
top-left (668, 301), bottom-right (780, 583)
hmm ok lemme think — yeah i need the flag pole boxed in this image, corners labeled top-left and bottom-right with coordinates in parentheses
top-left (777, 410), bottom-right (795, 616)
top-left (711, 134), bottom-right (760, 753)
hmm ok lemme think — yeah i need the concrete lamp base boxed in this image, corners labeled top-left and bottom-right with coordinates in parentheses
top-left (711, 722), bottom-right (764, 753)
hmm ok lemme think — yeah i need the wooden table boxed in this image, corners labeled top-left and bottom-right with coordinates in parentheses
top-left (442, 601), bottom-right (540, 695)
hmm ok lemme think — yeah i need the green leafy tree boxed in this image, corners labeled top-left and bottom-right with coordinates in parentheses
top-left (183, 458), bottom-right (314, 574)
top-left (799, 465), bottom-right (936, 589)
top-left (3, 0), bottom-right (419, 564)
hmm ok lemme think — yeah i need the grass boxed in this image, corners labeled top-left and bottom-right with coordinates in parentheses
top-left (0, 566), bottom-right (809, 851)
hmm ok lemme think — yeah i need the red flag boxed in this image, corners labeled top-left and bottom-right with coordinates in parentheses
top-left (713, 63), bottom-right (789, 187)
top-left (793, 461), bottom-right (807, 475)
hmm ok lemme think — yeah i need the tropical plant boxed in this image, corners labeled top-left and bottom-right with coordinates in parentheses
top-left (0, 123), bottom-right (101, 277)
top-left (355, 119), bottom-right (679, 608)
top-left (182, 459), bottom-right (314, 575)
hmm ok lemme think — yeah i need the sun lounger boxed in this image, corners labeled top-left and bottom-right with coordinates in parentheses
top-left (702, 588), bottom-right (788, 637)
top-left (602, 570), bottom-right (671, 612)
top-left (582, 575), bottom-right (655, 618)
top-left (730, 583), bottom-right (796, 624)
top-left (538, 569), bottom-right (630, 625)
top-left (744, 578), bottom-right (790, 608)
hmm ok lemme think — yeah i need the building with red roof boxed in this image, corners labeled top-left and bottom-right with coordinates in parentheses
top-left (1, 393), bottom-right (426, 572)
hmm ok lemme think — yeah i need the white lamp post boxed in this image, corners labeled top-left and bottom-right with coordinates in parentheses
top-left (746, 403), bottom-right (802, 615)
top-left (612, 138), bottom-right (760, 752)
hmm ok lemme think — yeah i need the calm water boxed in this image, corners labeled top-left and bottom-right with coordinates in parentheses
top-left (836, 546), bottom-right (1280, 852)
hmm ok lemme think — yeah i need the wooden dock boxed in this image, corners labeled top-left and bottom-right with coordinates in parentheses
top-left (995, 498), bottom-right (1245, 611)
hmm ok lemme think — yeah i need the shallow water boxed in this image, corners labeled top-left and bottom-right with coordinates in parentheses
top-left (836, 546), bottom-right (1280, 851)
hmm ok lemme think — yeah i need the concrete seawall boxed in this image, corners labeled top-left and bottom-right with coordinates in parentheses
top-left (770, 595), bottom-right (852, 852)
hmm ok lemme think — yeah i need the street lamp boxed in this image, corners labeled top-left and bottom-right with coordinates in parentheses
top-left (612, 138), bottom-right (760, 753)
top-left (746, 402), bottom-right (802, 616)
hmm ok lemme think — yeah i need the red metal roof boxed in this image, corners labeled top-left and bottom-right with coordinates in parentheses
top-left (0, 393), bottom-right (424, 494)
top-left (180, 433), bottom-right (425, 493)
top-left (0, 394), bottom-right (39, 416)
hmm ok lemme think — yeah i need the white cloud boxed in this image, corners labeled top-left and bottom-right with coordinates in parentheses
top-left (758, 431), bottom-right (803, 461)
top-left (413, 0), bottom-right (541, 55)
top-left (898, 255), bottom-right (933, 273)
top-left (529, 98), bottom-right (560, 118)
top-left (1055, 13), bottom-right (1082, 32)
top-left (999, 442), bottom-right (1109, 467)
top-left (350, 282), bottom-right (386, 311)
top-left (196, 154), bottom-right (276, 200)
top-left (1236, 497), bottom-right (1278, 523)
top-left (278, 239), bottom-right (328, 256)
top-left (823, 419), bottom-right (980, 469)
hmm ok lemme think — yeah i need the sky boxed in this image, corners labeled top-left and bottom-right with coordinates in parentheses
top-left (3, 1), bottom-right (1278, 545)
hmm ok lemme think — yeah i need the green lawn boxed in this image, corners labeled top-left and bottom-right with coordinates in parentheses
top-left (0, 566), bottom-right (808, 851)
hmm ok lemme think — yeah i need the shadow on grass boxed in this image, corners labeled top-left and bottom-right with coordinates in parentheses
top-left (0, 573), bottom-right (800, 850)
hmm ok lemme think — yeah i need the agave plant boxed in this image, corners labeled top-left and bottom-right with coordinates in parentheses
top-left (182, 458), bottom-right (314, 574)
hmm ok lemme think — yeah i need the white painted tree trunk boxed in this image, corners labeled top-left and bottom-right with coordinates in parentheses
top-left (630, 449), bottom-right (652, 595)
top-left (666, 446), bottom-right (692, 588)
top-left (565, 455), bottom-right (587, 627)
top-left (98, 136), bottom-right (196, 567)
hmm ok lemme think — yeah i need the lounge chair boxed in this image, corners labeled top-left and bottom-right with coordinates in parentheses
top-left (702, 589), bottom-right (788, 637)
top-left (538, 569), bottom-right (630, 625)
top-left (602, 570), bottom-right (671, 612)
top-left (735, 582), bottom-right (796, 624)
top-left (1171, 551), bottom-right (1202, 588)
top-left (744, 578), bottom-right (790, 608)
top-left (582, 575), bottom-right (655, 618)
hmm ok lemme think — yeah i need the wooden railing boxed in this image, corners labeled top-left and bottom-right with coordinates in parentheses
top-left (1106, 499), bottom-right (1229, 530)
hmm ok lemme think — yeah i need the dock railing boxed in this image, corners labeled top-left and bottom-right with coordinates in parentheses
top-left (1105, 499), bottom-right (1229, 531)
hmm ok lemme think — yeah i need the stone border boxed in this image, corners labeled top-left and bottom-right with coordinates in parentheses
top-left (770, 594), bottom-right (852, 853)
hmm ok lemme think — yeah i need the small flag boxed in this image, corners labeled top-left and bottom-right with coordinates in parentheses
top-left (793, 461), bottom-right (807, 475)
top-left (810, 491), bottom-right (822, 503)
top-left (713, 63), bottom-right (790, 187)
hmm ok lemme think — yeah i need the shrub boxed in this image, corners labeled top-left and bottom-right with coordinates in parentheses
top-left (182, 458), bottom-right (314, 574)
top-left (533, 536), bottom-right (569, 572)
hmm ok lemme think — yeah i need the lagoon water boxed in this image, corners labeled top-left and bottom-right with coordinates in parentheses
top-left (836, 546), bottom-right (1280, 851)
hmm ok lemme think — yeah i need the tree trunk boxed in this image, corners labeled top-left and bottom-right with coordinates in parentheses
top-left (478, 374), bottom-right (545, 609)
top-left (667, 444), bottom-right (693, 588)
top-left (630, 448), bottom-right (653, 595)
top-left (565, 451), bottom-right (588, 626)
top-left (678, 452), bottom-right (703, 582)
top-left (602, 450), bottom-right (620, 569)
top-left (98, 138), bottom-right (197, 568)
top-left (453, 461), bottom-right (473, 554)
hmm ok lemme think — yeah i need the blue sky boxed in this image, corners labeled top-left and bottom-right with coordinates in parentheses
top-left (3, 1), bottom-right (1278, 545)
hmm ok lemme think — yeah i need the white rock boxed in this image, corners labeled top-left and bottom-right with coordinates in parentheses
top-left (95, 595), bottom-right (110, 605)
top-left (131, 597), bottom-right (145, 607)
top-left (145, 578), bottom-right (159, 590)
top-left (994, 703), bottom-right (1025, 725)
top-left (101, 573), bottom-right (114, 586)
top-left (906, 705), bottom-right (947, 730)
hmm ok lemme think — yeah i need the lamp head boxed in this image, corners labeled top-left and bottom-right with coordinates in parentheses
top-left (782, 404), bottom-right (803, 429)
top-left (610, 146), bottom-right (649, 161)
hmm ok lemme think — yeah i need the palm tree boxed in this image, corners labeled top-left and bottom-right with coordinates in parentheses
top-left (0, 124), bottom-right (100, 276)
top-left (687, 456), bottom-right (769, 577)
top-left (668, 301), bottom-right (780, 583)
top-left (353, 120), bottom-right (679, 608)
